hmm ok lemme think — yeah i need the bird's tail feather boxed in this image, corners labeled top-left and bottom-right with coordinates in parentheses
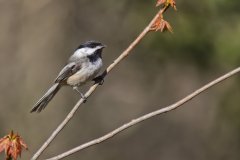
top-left (30, 83), bottom-right (61, 113)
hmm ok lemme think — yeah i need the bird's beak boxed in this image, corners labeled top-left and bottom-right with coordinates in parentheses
top-left (101, 44), bottom-right (107, 48)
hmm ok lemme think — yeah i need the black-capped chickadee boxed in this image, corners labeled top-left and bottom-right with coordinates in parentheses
top-left (30, 40), bottom-right (106, 113)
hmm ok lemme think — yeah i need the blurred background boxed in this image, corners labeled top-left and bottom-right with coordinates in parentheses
top-left (0, 0), bottom-right (240, 159)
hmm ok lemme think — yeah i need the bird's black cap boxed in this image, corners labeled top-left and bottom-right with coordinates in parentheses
top-left (77, 40), bottom-right (105, 49)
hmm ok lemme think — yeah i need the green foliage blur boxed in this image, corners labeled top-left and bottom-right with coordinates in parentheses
top-left (142, 0), bottom-right (240, 68)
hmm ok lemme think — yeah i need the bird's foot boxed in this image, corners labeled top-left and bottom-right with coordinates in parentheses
top-left (81, 95), bottom-right (87, 103)
top-left (93, 75), bottom-right (104, 85)
top-left (73, 86), bottom-right (87, 103)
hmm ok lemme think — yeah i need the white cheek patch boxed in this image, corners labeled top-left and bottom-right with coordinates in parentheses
top-left (73, 47), bottom-right (99, 58)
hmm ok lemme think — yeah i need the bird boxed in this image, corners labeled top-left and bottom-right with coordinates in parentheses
top-left (30, 40), bottom-right (106, 113)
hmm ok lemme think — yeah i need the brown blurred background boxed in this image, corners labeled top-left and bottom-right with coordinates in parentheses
top-left (0, 0), bottom-right (240, 159)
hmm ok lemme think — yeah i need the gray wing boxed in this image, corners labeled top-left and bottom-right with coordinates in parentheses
top-left (54, 62), bottom-right (81, 83)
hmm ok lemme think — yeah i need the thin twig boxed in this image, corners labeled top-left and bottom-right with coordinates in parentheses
top-left (31, 7), bottom-right (167, 160)
top-left (46, 67), bottom-right (240, 160)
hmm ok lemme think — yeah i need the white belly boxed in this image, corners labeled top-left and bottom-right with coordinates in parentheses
top-left (67, 59), bottom-right (102, 86)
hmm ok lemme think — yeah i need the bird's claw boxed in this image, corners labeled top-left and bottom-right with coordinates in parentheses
top-left (82, 96), bottom-right (87, 103)
top-left (73, 86), bottom-right (87, 103)
top-left (82, 97), bottom-right (87, 103)
top-left (79, 92), bottom-right (87, 103)
top-left (93, 76), bottom-right (104, 85)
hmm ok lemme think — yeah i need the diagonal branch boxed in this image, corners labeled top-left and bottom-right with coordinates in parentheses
top-left (31, 5), bottom-right (171, 160)
top-left (46, 66), bottom-right (240, 160)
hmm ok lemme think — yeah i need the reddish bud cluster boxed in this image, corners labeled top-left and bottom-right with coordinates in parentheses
top-left (151, 18), bottom-right (173, 33)
top-left (156, 0), bottom-right (177, 10)
top-left (0, 131), bottom-right (28, 160)
top-left (150, 0), bottom-right (176, 33)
